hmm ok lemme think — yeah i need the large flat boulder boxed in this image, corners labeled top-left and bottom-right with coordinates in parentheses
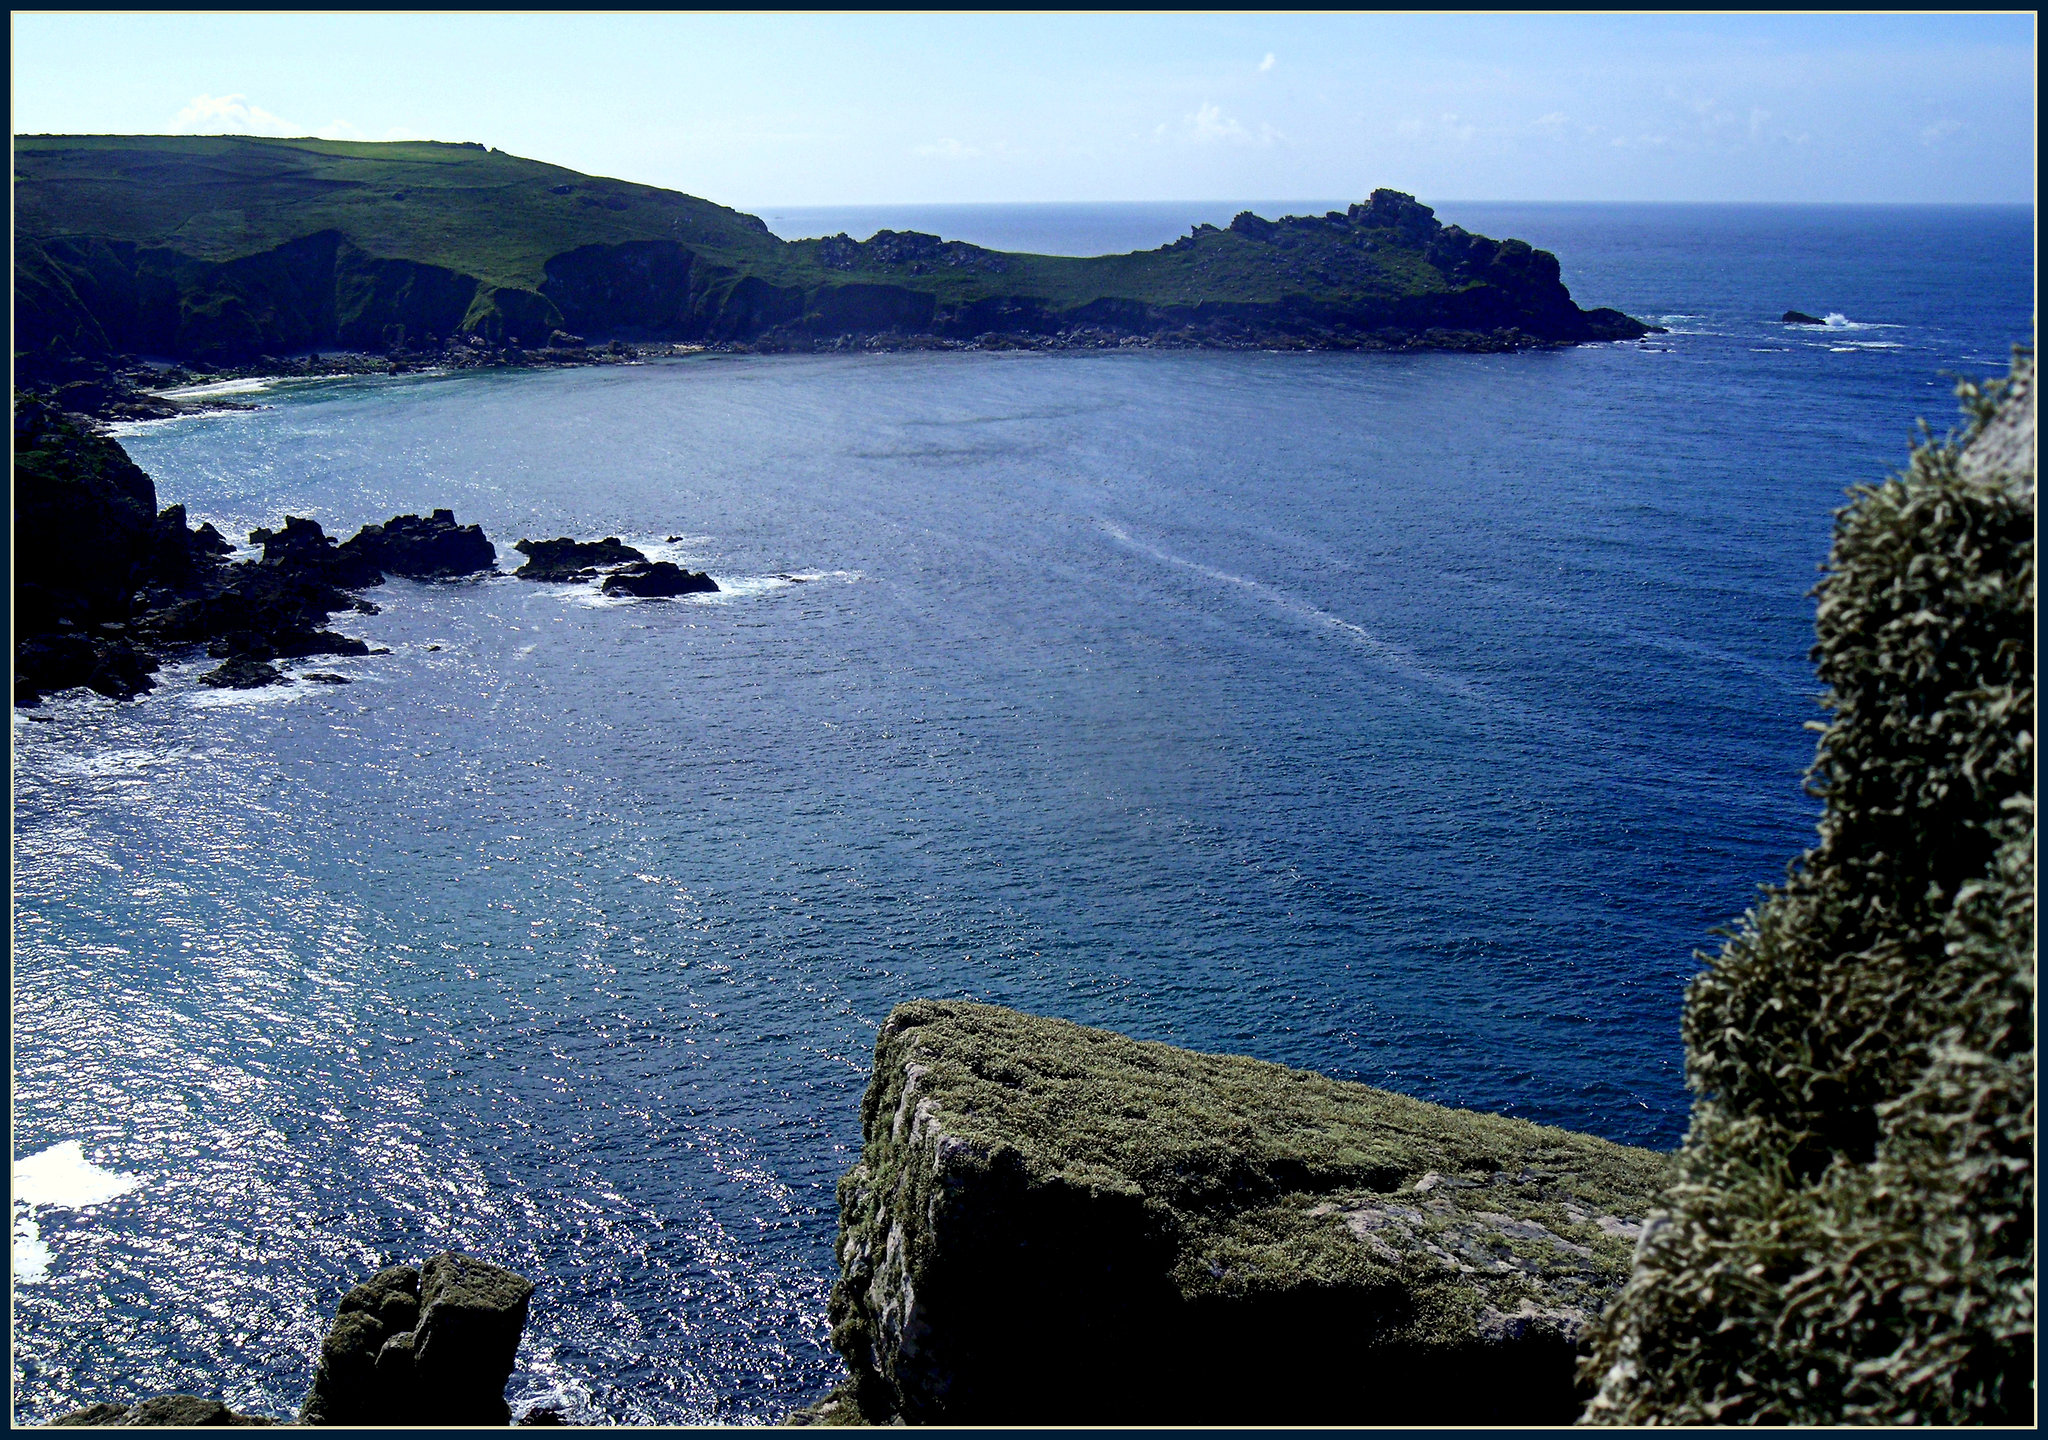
top-left (827, 1000), bottom-right (1672, 1425)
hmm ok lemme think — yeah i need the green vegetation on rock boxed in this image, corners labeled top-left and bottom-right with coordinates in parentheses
top-left (826, 999), bottom-right (1671, 1425)
top-left (16, 135), bottom-right (1651, 365)
top-left (1580, 351), bottom-right (2036, 1425)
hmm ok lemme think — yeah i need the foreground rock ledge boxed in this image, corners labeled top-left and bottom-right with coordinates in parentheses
top-left (821, 1000), bottom-right (1671, 1425)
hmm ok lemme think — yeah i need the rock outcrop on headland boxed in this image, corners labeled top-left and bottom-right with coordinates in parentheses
top-left (817, 999), bottom-right (1670, 1426)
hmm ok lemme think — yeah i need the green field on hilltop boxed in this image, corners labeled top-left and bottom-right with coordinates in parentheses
top-left (14, 133), bottom-right (793, 289)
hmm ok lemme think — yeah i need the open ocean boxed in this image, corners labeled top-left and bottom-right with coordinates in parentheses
top-left (10, 200), bottom-right (2033, 1424)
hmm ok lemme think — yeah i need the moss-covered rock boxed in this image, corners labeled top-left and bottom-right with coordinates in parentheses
top-left (1580, 351), bottom-right (2035, 1425)
top-left (825, 1000), bottom-right (1670, 1425)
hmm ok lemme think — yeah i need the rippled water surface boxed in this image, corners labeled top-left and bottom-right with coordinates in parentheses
top-left (11, 203), bottom-right (2032, 1424)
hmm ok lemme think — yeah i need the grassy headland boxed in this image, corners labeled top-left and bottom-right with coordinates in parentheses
top-left (16, 134), bottom-right (1653, 367)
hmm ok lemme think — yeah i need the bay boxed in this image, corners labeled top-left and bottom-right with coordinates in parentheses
top-left (10, 200), bottom-right (2032, 1424)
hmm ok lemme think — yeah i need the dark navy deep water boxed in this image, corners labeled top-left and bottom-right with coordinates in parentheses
top-left (12, 202), bottom-right (2033, 1424)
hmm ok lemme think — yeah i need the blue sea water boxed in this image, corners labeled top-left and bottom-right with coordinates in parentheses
top-left (10, 202), bottom-right (2034, 1424)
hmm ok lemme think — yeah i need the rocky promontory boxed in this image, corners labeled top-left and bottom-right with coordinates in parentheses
top-left (17, 135), bottom-right (1657, 368)
top-left (814, 1000), bottom-right (1670, 1426)
top-left (11, 398), bottom-right (494, 705)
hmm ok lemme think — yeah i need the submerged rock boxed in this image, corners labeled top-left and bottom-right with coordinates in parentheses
top-left (600, 560), bottom-right (718, 598)
top-left (823, 1000), bottom-right (1671, 1425)
top-left (512, 535), bottom-right (646, 580)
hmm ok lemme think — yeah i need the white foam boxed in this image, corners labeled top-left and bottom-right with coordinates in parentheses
top-left (1099, 519), bottom-right (1485, 705)
top-left (13, 1141), bottom-right (142, 1283)
top-left (153, 377), bottom-right (274, 399)
top-left (186, 679), bottom-right (321, 709)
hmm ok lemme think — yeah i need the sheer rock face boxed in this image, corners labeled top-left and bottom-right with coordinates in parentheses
top-left (825, 1000), bottom-right (1671, 1426)
top-left (297, 1254), bottom-right (534, 1427)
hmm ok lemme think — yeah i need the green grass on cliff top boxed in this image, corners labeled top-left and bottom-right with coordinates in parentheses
top-left (14, 134), bottom-right (789, 290)
top-left (16, 134), bottom-right (1459, 308)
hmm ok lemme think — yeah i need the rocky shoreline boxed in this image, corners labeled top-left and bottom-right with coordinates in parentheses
top-left (11, 400), bottom-right (718, 707)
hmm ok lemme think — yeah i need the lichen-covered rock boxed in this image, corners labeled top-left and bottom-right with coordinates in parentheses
top-left (826, 1000), bottom-right (1671, 1425)
top-left (412, 1252), bottom-right (536, 1425)
top-left (47, 1395), bottom-right (275, 1425)
top-left (1579, 351), bottom-right (2035, 1425)
top-left (298, 1254), bottom-right (532, 1426)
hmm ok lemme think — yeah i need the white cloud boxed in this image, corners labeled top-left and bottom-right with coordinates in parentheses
top-left (1920, 118), bottom-right (1964, 147)
top-left (170, 93), bottom-right (302, 137)
top-left (1178, 102), bottom-right (1282, 147)
top-left (913, 137), bottom-right (983, 159)
top-left (1258, 52), bottom-right (1276, 72)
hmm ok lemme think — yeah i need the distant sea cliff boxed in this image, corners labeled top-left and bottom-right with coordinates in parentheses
top-left (15, 135), bottom-right (1653, 375)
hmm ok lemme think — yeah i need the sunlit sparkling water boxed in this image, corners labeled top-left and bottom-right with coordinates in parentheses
top-left (11, 203), bottom-right (2031, 1424)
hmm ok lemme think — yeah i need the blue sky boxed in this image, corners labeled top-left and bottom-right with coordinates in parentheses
top-left (11, 13), bottom-right (2035, 205)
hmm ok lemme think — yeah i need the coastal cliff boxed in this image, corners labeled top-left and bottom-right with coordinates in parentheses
top-left (812, 1000), bottom-right (1671, 1426)
top-left (1580, 352), bottom-right (2035, 1425)
top-left (15, 135), bottom-right (1653, 372)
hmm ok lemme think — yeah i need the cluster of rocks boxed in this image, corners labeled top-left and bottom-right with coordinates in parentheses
top-left (513, 536), bottom-right (718, 597)
top-left (12, 398), bottom-right (495, 704)
top-left (45, 1253), bottom-right (536, 1428)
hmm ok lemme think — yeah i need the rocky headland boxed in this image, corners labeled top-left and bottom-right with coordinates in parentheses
top-left (16, 135), bottom-right (1658, 403)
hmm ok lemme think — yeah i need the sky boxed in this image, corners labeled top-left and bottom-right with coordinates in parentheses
top-left (10, 13), bottom-right (2036, 207)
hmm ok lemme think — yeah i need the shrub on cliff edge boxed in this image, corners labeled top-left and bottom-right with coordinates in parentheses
top-left (1580, 352), bottom-right (2035, 1424)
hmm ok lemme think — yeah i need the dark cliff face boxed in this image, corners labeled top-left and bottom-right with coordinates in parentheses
top-left (16, 139), bottom-right (1654, 362)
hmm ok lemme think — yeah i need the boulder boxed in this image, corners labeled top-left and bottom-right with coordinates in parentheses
top-left (339, 509), bottom-right (497, 578)
top-left (199, 656), bottom-right (286, 689)
top-left (1781, 310), bottom-right (1826, 325)
top-left (47, 1395), bottom-right (275, 1425)
top-left (826, 1001), bottom-right (1671, 1425)
top-left (298, 1254), bottom-right (532, 1427)
top-left (512, 535), bottom-right (646, 580)
top-left (600, 560), bottom-right (718, 598)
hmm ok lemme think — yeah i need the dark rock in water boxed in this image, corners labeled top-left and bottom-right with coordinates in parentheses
top-left (49, 1395), bottom-right (277, 1425)
top-left (413, 1252), bottom-right (537, 1425)
top-left (15, 631), bottom-right (158, 704)
top-left (1782, 310), bottom-right (1827, 325)
top-left (248, 516), bottom-right (384, 588)
top-left (200, 656), bottom-right (287, 689)
top-left (513, 535), bottom-right (646, 580)
top-left (601, 560), bottom-right (718, 597)
top-left (340, 508), bottom-right (497, 578)
top-left (299, 1254), bottom-right (533, 1427)
top-left (302, 672), bottom-right (352, 685)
